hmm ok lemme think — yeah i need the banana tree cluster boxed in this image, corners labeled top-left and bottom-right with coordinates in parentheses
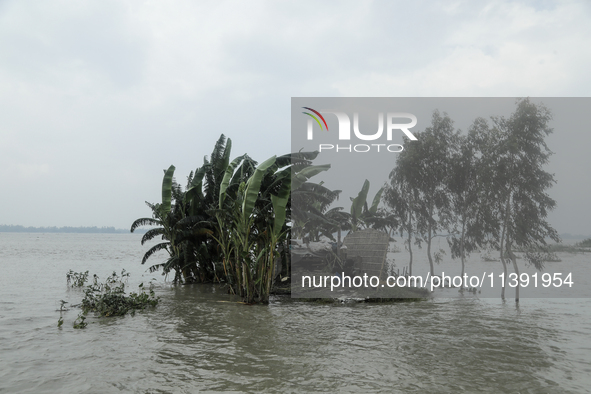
top-left (131, 135), bottom-right (328, 303)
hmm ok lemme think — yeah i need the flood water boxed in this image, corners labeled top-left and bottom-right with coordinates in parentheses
top-left (1, 233), bottom-right (590, 393)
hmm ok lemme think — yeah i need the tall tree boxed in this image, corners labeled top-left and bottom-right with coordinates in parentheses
top-left (446, 124), bottom-right (495, 285)
top-left (384, 142), bottom-right (425, 276)
top-left (487, 98), bottom-right (560, 302)
top-left (390, 111), bottom-right (457, 277)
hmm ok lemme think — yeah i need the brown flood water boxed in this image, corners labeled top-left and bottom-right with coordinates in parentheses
top-left (1, 233), bottom-right (590, 393)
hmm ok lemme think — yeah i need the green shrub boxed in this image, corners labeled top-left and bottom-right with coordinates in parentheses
top-left (73, 313), bottom-right (87, 329)
top-left (60, 270), bottom-right (159, 329)
top-left (66, 270), bottom-right (89, 287)
top-left (80, 270), bottom-right (159, 318)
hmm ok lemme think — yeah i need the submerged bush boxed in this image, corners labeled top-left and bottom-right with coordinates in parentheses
top-left (60, 270), bottom-right (159, 328)
top-left (66, 270), bottom-right (89, 287)
top-left (80, 270), bottom-right (159, 317)
top-left (73, 313), bottom-right (87, 329)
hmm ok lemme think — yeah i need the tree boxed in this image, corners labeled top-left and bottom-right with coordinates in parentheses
top-left (213, 150), bottom-right (329, 303)
top-left (390, 111), bottom-right (457, 277)
top-left (182, 135), bottom-right (257, 282)
top-left (130, 165), bottom-right (192, 283)
top-left (446, 126), bottom-right (493, 286)
top-left (486, 98), bottom-right (560, 302)
top-left (384, 153), bottom-right (423, 276)
top-left (290, 180), bottom-right (341, 242)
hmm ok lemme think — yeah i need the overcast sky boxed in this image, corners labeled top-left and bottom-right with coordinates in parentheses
top-left (1, 1), bottom-right (590, 235)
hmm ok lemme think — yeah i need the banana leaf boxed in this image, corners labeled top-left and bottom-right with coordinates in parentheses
top-left (351, 179), bottom-right (370, 223)
top-left (161, 165), bottom-right (175, 215)
top-left (292, 164), bottom-right (331, 190)
top-left (219, 154), bottom-right (248, 209)
top-left (369, 187), bottom-right (385, 214)
top-left (242, 156), bottom-right (276, 222)
top-left (271, 168), bottom-right (291, 237)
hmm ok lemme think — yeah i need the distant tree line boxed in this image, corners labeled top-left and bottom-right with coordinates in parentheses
top-left (0, 225), bottom-right (140, 234)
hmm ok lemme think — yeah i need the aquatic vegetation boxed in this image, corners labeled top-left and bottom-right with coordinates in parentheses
top-left (59, 270), bottom-right (159, 329)
top-left (73, 313), bottom-right (87, 329)
top-left (66, 270), bottom-right (89, 287)
top-left (80, 271), bottom-right (158, 318)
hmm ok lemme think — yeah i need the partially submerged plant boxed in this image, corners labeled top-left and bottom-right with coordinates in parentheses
top-left (60, 270), bottom-right (159, 329)
top-left (73, 313), bottom-right (87, 329)
top-left (80, 270), bottom-right (158, 318)
top-left (66, 270), bottom-right (89, 287)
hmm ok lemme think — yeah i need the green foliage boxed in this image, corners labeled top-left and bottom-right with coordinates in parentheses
top-left (131, 135), bottom-right (245, 284)
top-left (350, 180), bottom-right (370, 230)
top-left (384, 100), bottom-right (560, 300)
top-left (66, 270), bottom-right (89, 287)
top-left (131, 134), bottom-right (328, 303)
top-left (60, 270), bottom-right (159, 329)
top-left (433, 249), bottom-right (446, 264)
top-left (490, 100), bottom-right (558, 247)
top-left (79, 271), bottom-right (159, 318)
top-left (384, 111), bottom-right (457, 276)
top-left (212, 154), bottom-right (299, 303)
top-left (524, 250), bottom-right (561, 263)
top-left (160, 165), bottom-right (176, 216)
top-left (73, 313), bottom-right (87, 329)
top-left (349, 179), bottom-right (390, 232)
top-left (291, 180), bottom-right (342, 241)
top-left (576, 238), bottom-right (591, 247)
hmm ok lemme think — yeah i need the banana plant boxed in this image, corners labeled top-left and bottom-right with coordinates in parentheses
top-left (131, 134), bottom-right (332, 301)
top-left (214, 151), bottom-right (331, 303)
top-left (131, 165), bottom-right (188, 282)
top-left (350, 179), bottom-right (384, 232)
top-left (211, 156), bottom-right (277, 302)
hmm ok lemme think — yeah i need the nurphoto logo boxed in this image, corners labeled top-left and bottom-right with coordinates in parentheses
top-left (302, 107), bottom-right (418, 153)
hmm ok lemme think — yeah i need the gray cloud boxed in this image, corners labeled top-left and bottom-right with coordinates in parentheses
top-left (0, 0), bottom-right (589, 235)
